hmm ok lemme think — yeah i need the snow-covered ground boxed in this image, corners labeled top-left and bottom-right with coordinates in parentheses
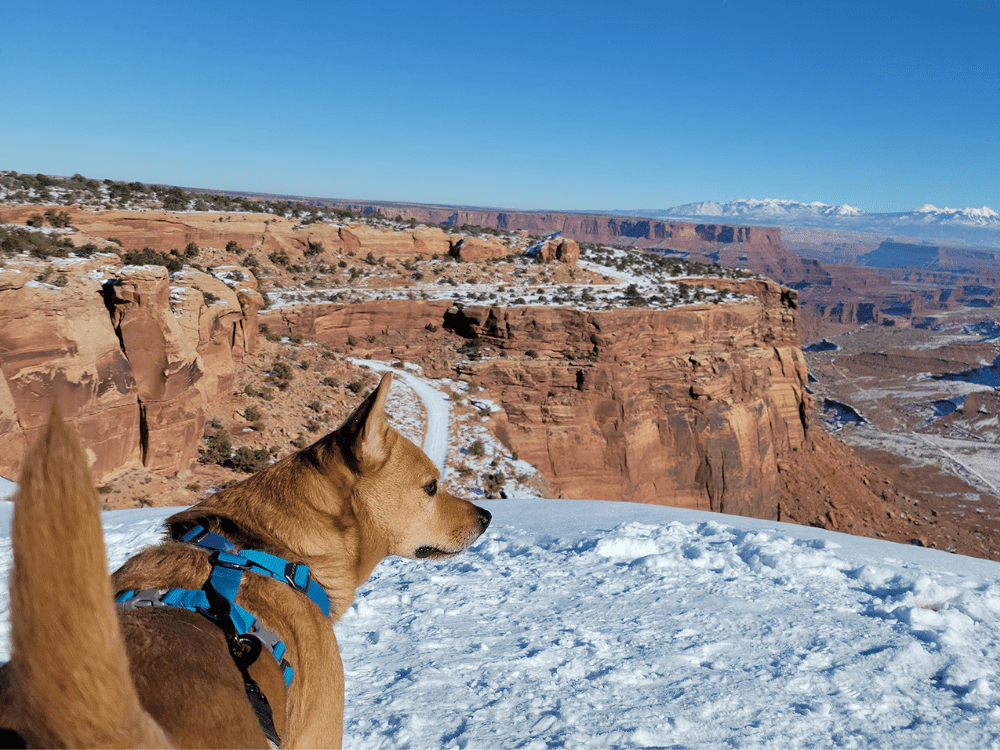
top-left (263, 244), bottom-right (750, 314)
top-left (0, 501), bottom-right (998, 748)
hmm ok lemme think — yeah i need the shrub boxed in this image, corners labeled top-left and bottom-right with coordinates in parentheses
top-left (229, 446), bottom-right (271, 473)
top-left (347, 380), bottom-right (365, 394)
top-left (201, 429), bottom-right (232, 465)
top-left (44, 209), bottom-right (72, 228)
top-left (321, 377), bottom-right (339, 388)
top-left (259, 323), bottom-right (281, 343)
top-left (307, 400), bottom-right (322, 412)
top-left (244, 406), bottom-right (262, 422)
top-left (468, 439), bottom-right (486, 457)
top-left (484, 471), bottom-right (505, 496)
top-left (121, 247), bottom-right (182, 272)
top-left (272, 361), bottom-right (294, 381)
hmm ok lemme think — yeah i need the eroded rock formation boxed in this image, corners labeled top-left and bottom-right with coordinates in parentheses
top-left (0, 262), bottom-right (259, 482)
top-left (261, 280), bottom-right (810, 518)
top-left (443, 281), bottom-right (808, 516)
top-left (0, 275), bottom-right (141, 481)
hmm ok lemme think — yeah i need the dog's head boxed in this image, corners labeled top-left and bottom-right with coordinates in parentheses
top-left (330, 372), bottom-right (491, 561)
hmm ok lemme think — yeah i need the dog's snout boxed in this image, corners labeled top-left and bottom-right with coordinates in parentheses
top-left (476, 507), bottom-right (492, 533)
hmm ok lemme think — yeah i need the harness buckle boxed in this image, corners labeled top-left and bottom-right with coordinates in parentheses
top-left (284, 561), bottom-right (311, 593)
top-left (212, 551), bottom-right (252, 571)
top-left (116, 588), bottom-right (170, 609)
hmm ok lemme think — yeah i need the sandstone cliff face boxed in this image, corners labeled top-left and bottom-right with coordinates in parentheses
top-left (107, 267), bottom-right (206, 474)
top-left (0, 262), bottom-right (259, 482)
top-left (443, 280), bottom-right (808, 516)
top-left (0, 273), bottom-right (141, 481)
top-left (260, 280), bottom-right (809, 518)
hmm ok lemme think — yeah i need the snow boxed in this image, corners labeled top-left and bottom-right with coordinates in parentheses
top-left (0, 500), bottom-right (997, 747)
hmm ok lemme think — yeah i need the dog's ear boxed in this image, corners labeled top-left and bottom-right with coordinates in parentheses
top-left (339, 372), bottom-right (393, 472)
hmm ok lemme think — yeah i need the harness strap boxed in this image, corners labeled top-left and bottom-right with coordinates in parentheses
top-left (115, 526), bottom-right (332, 746)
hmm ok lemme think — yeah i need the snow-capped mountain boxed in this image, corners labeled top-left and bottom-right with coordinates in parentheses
top-left (634, 199), bottom-right (1000, 248)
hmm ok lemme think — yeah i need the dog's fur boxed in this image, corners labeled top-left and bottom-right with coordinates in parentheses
top-left (0, 372), bottom-right (491, 748)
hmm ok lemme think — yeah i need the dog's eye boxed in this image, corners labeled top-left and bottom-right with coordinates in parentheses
top-left (423, 479), bottom-right (437, 496)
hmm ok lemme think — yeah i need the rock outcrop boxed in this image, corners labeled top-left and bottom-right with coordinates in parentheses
top-left (0, 261), bottom-right (259, 482)
top-left (536, 238), bottom-right (580, 264)
top-left (449, 236), bottom-right (513, 263)
top-left (0, 273), bottom-right (141, 481)
top-left (443, 280), bottom-right (809, 516)
top-left (106, 267), bottom-right (206, 474)
top-left (261, 280), bottom-right (810, 518)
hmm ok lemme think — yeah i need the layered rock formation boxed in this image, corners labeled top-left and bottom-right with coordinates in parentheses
top-left (0, 261), bottom-right (259, 482)
top-left (0, 274), bottom-right (141, 481)
top-left (327, 202), bottom-right (785, 255)
top-left (261, 280), bottom-right (810, 518)
top-left (443, 281), bottom-right (808, 516)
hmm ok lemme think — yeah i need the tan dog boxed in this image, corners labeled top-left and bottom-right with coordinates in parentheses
top-left (0, 372), bottom-right (491, 748)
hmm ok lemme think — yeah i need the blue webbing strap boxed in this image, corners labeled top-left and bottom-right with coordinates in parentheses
top-left (115, 525), bottom-right (331, 687)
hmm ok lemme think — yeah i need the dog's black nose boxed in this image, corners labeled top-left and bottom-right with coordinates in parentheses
top-left (477, 507), bottom-right (492, 532)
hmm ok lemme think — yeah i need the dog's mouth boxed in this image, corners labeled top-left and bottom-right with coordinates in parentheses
top-left (414, 546), bottom-right (460, 560)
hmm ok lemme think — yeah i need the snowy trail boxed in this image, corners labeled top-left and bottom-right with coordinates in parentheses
top-left (350, 360), bottom-right (450, 473)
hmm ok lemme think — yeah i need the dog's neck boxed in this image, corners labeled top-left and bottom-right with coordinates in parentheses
top-left (166, 501), bottom-right (386, 623)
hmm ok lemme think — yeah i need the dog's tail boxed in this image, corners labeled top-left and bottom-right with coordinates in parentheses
top-left (9, 408), bottom-right (170, 748)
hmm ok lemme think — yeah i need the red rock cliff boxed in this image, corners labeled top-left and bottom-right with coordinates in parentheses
top-left (0, 262), bottom-right (258, 482)
top-left (260, 280), bottom-right (810, 519)
top-left (444, 281), bottom-right (809, 516)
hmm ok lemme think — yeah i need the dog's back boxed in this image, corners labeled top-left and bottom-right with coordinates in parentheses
top-left (6, 409), bottom-right (171, 748)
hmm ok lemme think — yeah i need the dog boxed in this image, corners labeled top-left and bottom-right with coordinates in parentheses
top-left (0, 372), bottom-right (491, 748)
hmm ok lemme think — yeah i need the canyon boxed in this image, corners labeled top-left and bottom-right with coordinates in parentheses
top-left (1, 189), bottom-right (996, 558)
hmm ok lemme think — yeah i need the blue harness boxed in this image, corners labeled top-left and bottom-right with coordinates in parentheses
top-left (115, 525), bottom-right (331, 689)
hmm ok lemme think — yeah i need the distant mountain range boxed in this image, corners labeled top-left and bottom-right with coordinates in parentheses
top-left (626, 199), bottom-right (1000, 248)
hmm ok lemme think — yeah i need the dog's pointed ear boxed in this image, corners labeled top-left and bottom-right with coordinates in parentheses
top-left (340, 372), bottom-right (393, 472)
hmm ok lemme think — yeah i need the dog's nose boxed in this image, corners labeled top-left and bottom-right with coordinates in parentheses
top-left (477, 507), bottom-right (492, 532)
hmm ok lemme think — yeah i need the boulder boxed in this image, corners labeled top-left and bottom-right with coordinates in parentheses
top-left (537, 238), bottom-right (580, 264)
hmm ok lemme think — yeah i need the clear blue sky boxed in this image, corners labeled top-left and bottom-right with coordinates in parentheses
top-left (2, 1), bottom-right (996, 213)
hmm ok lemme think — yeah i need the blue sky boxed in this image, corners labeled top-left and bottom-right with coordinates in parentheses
top-left (2, 1), bottom-right (996, 213)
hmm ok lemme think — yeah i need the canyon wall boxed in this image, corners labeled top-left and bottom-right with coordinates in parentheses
top-left (0, 260), bottom-right (259, 482)
top-left (444, 282), bottom-right (809, 516)
top-left (261, 281), bottom-right (810, 518)
top-left (330, 202), bottom-right (785, 255)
